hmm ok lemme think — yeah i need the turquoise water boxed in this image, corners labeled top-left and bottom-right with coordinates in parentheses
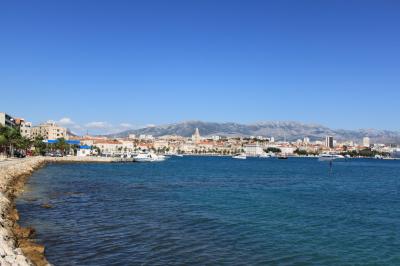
top-left (17, 157), bottom-right (400, 265)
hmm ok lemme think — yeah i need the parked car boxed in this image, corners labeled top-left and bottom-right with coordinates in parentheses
top-left (45, 151), bottom-right (63, 157)
top-left (14, 151), bottom-right (26, 158)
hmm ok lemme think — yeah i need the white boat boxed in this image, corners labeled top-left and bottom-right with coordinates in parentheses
top-left (233, 154), bottom-right (247, 160)
top-left (153, 154), bottom-right (166, 161)
top-left (259, 153), bottom-right (270, 158)
top-left (134, 153), bottom-right (166, 162)
top-left (318, 153), bottom-right (345, 161)
top-left (165, 151), bottom-right (184, 157)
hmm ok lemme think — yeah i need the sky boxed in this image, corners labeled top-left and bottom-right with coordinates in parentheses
top-left (0, 0), bottom-right (399, 134)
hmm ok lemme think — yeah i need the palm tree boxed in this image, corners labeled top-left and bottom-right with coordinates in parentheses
top-left (0, 126), bottom-right (19, 156)
top-left (55, 138), bottom-right (69, 156)
top-left (33, 136), bottom-right (47, 155)
top-left (0, 126), bottom-right (34, 157)
top-left (15, 136), bottom-right (32, 156)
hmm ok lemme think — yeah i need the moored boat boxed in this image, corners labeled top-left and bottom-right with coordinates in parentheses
top-left (233, 154), bottom-right (247, 160)
top-left (134, 153), bottom-right (166, 162)
top-left (318, 153), bottom-right (344, 161)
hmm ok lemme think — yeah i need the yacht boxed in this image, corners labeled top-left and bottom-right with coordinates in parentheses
top-left (134, 153), bottom-right (166, 162)
top-left (233, 154), bottom-right (247, 160)
top-left (166, 151), bottom-right (184, 157)
top-left (318, 153), bottom-right (345, 161)
top-left (153, 154), bottom-right (166, 161)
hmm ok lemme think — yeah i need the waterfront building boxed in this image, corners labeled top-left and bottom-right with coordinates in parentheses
top-left (93, 140), bottom-right (122, 155)
top-left (120, 140), bottom-right (135, 153)
top-left (153, 140), bottom-right (169, 150)
top-left (77, 145), bottom-right (92, 157)
top-left (0, 112), bottom-right (16, 128)
top-left (280, 146), bottom-right (296, 155)
top-left (244, 144), bottom-right (264, 156)
top-left (31, 121), bottom-right (67, 140)
top-left (325, 136), bottom-right (334, 149)
top-left (198, 140), bottom-right (215, 152)
top-left (363, 137), bottom-right (370, 147)
top-left (180, 143), bottom-right (196, 153)
top-left (392, 148), bottom-right (400, 158)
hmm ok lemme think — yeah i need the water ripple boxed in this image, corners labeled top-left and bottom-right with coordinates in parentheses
top-left (16, 157), bottom-right (400, 265)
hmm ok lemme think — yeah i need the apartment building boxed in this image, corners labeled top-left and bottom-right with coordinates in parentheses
top-left (14, 118), bottom-right (33, 138)
top-left (31, 121), bottom-right (67, 140)
top-left (0, 112), bottom-right (16, 128)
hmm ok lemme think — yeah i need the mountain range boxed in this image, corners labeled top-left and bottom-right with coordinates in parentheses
top-left (106, 121), bottom-right (400, 144)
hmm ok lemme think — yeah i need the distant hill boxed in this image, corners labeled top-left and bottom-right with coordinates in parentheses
top-left (106, 121), bottom-right (400, 144)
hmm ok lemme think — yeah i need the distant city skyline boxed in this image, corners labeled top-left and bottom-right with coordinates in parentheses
top-left (2, 115), bottom-right (399, 137)
top-left (1, 1), bottom-right (399, 133)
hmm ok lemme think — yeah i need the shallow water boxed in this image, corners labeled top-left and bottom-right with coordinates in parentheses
top-left (17, 157), bottom-right (400, 265)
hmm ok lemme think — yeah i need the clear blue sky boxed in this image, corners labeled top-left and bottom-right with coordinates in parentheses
top-left (1, 0), bottom-right (399, 134)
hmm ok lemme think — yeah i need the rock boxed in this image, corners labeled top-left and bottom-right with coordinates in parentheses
top-left (41, 204), bottom-right (53, 209)
top-left (8, 209), bottom-right (19, 222)
top-left (19, 241), bottom-right (45, 255)
top-left (14, 227), bottom-right (35, 239)
top-left (16, 254), bottom-right (29, 264)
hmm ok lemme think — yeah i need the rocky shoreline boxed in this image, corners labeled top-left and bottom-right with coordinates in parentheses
top-left (0, 157), bottom-right (48, 265)
top-left (0, 156), bottom-right (127, 265)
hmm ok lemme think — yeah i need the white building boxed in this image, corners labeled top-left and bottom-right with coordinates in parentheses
top-left (19, 120), bottom-right (32, 138)
top-left (363, 137), bottom-right (370, 147)
top-left (139, 134), bottom-right (154, 140)
top-left (77, 146), bottom-right (91, 157)
top-left (325, 136), bottom-right (334, 148)
top-left (0, 112), bottom-right (16, 128)
top-left (93, 140), bottom-right (122, 155)
top-left (153, 140), bottom-right (169, 150)
top-left (210, 135), bottom-right (220, 141)
top-left (280, 146), bottom-right (296, 155)
top-left (120, 140), bottom-right (134, 152)
top-left (244, 144), bottom-right (264, 156)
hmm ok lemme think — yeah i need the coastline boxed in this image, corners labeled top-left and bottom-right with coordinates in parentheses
top-left (0, 156), bottom-right (129, 266)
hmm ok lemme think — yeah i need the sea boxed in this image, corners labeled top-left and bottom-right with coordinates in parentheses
top-left (16, 156), bottom-right (400, 265)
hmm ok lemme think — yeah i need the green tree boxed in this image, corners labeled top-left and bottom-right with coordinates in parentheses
top-left (0, 126), bottom-right (30, 156)
top-left (55, 138), bottom-right (69, 156)
top-left (265, 147), bottom-right (281, 153)
top-left (294, 149), bottom-right (308, 156)
top-left (33, 136), bottom-right (47, 155)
